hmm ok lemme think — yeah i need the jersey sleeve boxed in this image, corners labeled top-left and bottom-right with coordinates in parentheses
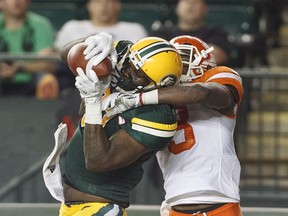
top-left (200, 66), bottom-right (243, 105)
top-left (120, 104), bottom-right (177, 150)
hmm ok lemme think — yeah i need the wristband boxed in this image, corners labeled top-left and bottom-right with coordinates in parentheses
top-left (84, 101), bottom-right (102, 125)
top-left (141, 89), bottom-right (159, 105)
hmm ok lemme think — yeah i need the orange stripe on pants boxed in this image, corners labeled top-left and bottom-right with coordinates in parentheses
top-left (170, 203), bottom-right (242, 216)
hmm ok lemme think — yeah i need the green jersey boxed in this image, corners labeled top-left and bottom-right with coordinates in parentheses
top-left (64, 104), bottom-right (177, 205)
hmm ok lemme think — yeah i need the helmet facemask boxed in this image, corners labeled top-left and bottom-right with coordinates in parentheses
top-left (174, 43), bottom-right (214, 82)
top-left (128, 50), bottom-right (157, 91)
top-left (169, 35), bottom-right (217, 82)
top-left (116, 58), bottom-right (151, 93)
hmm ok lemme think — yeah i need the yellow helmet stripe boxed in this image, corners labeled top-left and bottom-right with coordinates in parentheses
top-left (131, 117), bottom-right (177, 138)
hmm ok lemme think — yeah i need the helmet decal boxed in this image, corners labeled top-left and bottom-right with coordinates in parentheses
top-left (160, 75), bottom-right (178, 87)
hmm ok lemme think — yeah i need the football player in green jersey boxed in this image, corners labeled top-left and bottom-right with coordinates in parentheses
top-left (44, 32), bottom-right (182, 216)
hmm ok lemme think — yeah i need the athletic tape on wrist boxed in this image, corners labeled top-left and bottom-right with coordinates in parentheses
top-left (85, 102), bottom-right (102, 125)
top-left (141, 89), bottom-right (159, 105)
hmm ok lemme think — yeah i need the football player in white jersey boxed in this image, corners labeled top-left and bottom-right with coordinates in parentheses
top-left (101, 35), bottom-right (243, 216)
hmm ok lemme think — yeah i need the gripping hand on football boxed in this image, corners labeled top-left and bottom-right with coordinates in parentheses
top-left (75, 67), bottom-right (110, 124)
top-left (102, 90), bottom-right (159, 117)
top-left (83, 32), bottom-right (117, 69)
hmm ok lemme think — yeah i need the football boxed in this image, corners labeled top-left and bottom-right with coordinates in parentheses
top-left (67, 42), bottom-right (112, 80)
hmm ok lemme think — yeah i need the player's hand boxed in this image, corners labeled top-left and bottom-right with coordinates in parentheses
top-left (75, 67), bottom-right (109, 103)
top-left (83, 32), bottom-right (117, 68)
top-left (102, 92), bottom-right (141, 117)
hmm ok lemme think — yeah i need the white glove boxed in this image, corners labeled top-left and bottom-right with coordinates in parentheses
top-left (75, 68), bottom-right (103, 101)
top-left (75, 67), bottom-right (110, 124)
top-left (102, 92), bottom-right (140, 117)
top-left (102, 90), bottom-right (159, 117)
top-left (83, 32), bottom-right (117, 69)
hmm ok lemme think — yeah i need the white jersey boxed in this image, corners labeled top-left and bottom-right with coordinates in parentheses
top-left (55, 20), bottom-right (148, 50)
top-left (157, 66), bottom-right (243, 206)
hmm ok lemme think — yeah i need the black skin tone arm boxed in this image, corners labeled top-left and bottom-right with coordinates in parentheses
top-left (83, 64), bottom-right (153, 172)
top-left (157, 82), bottom-right (236, 116)
top-left (79, 101), bottom-right (149, 172)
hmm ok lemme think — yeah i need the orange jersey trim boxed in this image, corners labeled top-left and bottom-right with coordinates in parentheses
top-left (170, 203), bottom-right (242, 216)
top-left (195, 66), bottom-right (243, 106)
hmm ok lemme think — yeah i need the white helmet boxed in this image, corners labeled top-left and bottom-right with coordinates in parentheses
top-left (170, 35), bottom-right (216, 81)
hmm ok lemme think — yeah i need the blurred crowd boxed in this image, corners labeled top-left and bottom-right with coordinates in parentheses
top-left (0, 0), bottom-right (286, 99)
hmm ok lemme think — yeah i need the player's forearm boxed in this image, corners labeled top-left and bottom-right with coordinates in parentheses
top-left (157, 83), bottom-right (233, 109)
top-left (83, 99), bottom-right (114, 172)
top-left (139, 86), bottom-right (200, 106)
top-left (157, 84), bottom-right (208, 106)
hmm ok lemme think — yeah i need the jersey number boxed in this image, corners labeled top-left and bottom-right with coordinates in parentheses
top-left (168, 106), bottom-right (196, 154)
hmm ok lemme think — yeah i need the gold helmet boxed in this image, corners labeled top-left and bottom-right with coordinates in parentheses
top-left (128, 37), bottom-right (182, 90)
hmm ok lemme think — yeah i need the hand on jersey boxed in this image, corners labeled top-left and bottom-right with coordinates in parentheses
top-left (75, 66), bottom-right (110, 104)
top-left (83, 32), bottom-right (117, 70)
top-left (102, 92), bottom-right (141, 117)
